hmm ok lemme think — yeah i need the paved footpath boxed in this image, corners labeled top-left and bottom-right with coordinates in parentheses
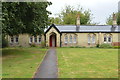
top-left (34, 48), bottom-right (58, 78)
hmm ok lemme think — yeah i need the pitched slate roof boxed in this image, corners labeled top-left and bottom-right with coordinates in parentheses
top-left (45, 24), bottom-right (120, 33)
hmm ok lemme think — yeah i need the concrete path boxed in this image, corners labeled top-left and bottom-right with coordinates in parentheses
top-left (34, 48), bottom-right (58, 78)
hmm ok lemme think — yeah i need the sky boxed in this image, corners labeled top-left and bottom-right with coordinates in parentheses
top-left (47, 0), bottom-right (120, 25)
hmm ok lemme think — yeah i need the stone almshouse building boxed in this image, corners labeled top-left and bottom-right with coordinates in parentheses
top-left (7, 14), bottom-right (120, 47)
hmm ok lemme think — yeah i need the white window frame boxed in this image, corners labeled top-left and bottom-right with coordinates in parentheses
top-left (38, 35), bottom-right (41, 43)
top-left (92, 35), bottom-right (95, 44)
top-left (108, 36), bottom-right (112, 43)
top-left (10, 36), bottom-right (14, 43)
top-left (29, 36), bottom-right (33, 43)
top-left (64, 35), bottom-right (68, 43)
top-left (73, 35), bottom-right (77, 43)
top-left (15, 36), bottom-right (19, 43)
top-left (34, 36), bottom-right (37, 43)
top-left (104, 35), bottom-right (107, 43)
top-left (88, 35), bottom-right (91, 44)
top-left (69, 35), bottom-right (72, 43)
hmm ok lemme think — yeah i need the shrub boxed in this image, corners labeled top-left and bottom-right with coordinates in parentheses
top-left (99, 43), bottom-right (112, 48)
top-left (41, 41), bottom-right (46, 48)
top-left (96, 44), bottom-right (100, 48)
top-left (30, 43), bottom-right (36, 47)
top-left (75, 46), bottom-right (80, 48)
top-left (70, 46), bottom-right (74, 48)
top-left (113, 46), bottom-right (120, 49)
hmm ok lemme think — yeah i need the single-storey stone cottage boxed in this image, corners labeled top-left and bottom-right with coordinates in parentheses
top-left (7, 14), bottom-right (120, 47)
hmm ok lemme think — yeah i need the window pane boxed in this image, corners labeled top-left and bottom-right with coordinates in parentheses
top-left (92, 35), bottom-right (95, 43)
top-left (11, 37), bottom-right (14, 43)
top-left (88, 35), bottom-right (91, 43)
top-left (16, 36), bottom-right (19, 42)
top-left (34, 36), bottom-right (37, 43)
top-left (69, 36), bottom-right (72, 43)
top-left (74, 35), bottom-right (76, 43)
top-left (65, 36), bottom-right (68, 43)
top-left (39, 36), bottom-right (41, 43)
top-left (30, 36), bottom-right (33, 43)
top-left (108, 36), bottom-right (111, 42)
top-left (104, 37), bottom-right (107, 42)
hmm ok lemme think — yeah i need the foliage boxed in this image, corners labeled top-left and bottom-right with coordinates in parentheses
top-left (99, 43), bottom-right (112, 48)
top-left (106, 12), bottom-right (120, 25)
top-left (49, 5), bottom-right (94, 25)
top-left (117, 12), bottom-right (120, 25)
top-left (30, 43), bottom-right (36, 47)
top-left (106, 15), bottom-right (112, 25)
top-left (48, 17), bottom-right (62, 25)
top-left (2, 35), bottom-right (8, 48)
top-left (113, 46), bottom-right (120, 49)
top-left (2, 2), bottom-right (52, 36)
top-left (96, 44), bottom-right (100, 48)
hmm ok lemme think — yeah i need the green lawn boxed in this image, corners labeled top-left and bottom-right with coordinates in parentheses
top-left (57, 48), bottom-right (118, 78)
top-left (2, 47), bottom-right (47, 78)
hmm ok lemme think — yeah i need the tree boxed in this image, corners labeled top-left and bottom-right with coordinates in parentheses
top-left (106, 15), bottom-right (112, 25)
top-left (50, 5), bottom-right (93, 25)
top-left (106, 12), bottom-right (120, 25)
top-left (48, 17), bottom-right (62, 25)
top-left (117, 12), bottom-right (120, 25)
top-left (2, 2), bottom-right (52, 36)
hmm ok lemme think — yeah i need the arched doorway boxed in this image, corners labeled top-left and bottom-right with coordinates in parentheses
top-left (49, 33), bottom-right (57, 47)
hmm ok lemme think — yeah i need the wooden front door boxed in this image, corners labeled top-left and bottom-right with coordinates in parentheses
top-left (49, 34), bottom-right (56, 47)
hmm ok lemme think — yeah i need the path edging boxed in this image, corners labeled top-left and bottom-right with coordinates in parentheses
top-left (32, 48), bottom-right (49, 78)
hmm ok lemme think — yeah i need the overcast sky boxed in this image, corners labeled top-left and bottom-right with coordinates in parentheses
top-left (47, 0), bottom-right (120, 25)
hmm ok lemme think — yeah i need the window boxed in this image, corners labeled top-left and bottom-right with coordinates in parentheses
top-left (104, 34), bottom-right (112, 43)
top-left (34, 36), bottom-right (37, 43)
top-left (10, 36), bottom-right (19, 43)
top-left (108, 36), bottom-right (112, 42)
top-left (10, 36), bottom-right (14, 43)
top-left (38, 36), bottom-right (41, 43)
top-left (73, 35), bottom-right (77, 43)
top-left (29, 36), bottom-right (33, 43)
top-left (92, 35), bottom-right (95, 43)
top-left (69, 35), bottom-right (72, 43)
top-left (15, 36), bottom-right (19, 43)
top-left (104, 36), bottom-right (107, 42)
top-left (88, 35), bottom-right (91, 43)
top-left (64, 35), bottom-right (68, 43)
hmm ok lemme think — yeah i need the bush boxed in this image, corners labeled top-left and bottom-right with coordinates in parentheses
top-left (41, 41), bottom-right (46, 48)
top-left (96, 44), bottom-right (100, 48)
top-left (99, 43), bottom-right (112, 48)
top-left (30, 43), bottom-right (36, 47)
top-left (113, 46), bottom-right (120, 49)
top-left (2, 36), bottom-right (8, 48)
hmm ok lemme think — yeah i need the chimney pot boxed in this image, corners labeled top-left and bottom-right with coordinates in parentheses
top-left (76, 14), bottom-right (80, 31)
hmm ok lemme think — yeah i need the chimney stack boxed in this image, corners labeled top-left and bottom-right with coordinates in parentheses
top-left (112, 13), bottom-right (117, 26)
top-left (76, 14), bottom-right (80, 31)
